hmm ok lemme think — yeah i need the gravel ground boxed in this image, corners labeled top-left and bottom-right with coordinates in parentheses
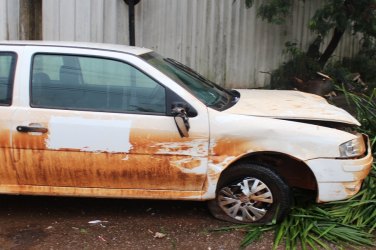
top-left (0, 195), bottom-right (277, 250)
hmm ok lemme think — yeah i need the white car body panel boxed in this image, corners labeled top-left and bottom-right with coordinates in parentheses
top-left (226, 89), bottom-right (360, 125)
top-left (306, 143), bottom-right (373, 202)
top-left (0, 41), bottom-right (372, 204)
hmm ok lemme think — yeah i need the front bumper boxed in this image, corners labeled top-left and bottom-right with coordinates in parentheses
top-left (306, 135), bottom-right (373, 202)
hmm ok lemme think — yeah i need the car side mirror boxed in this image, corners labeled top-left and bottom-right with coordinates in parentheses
top-left (172, 106), bottom-right (190, 138)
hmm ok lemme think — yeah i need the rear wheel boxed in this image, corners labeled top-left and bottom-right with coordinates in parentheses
top-left (208, 163), bottom-right (291, 224)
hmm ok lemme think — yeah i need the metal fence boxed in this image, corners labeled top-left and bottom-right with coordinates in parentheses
top-left (0, 0), bottom-right (19, 40)
top-left (0, 0), bottom-right (362, 88)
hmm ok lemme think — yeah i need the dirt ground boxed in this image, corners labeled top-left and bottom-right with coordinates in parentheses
top-left (0, 195), bottom-right (277, 250)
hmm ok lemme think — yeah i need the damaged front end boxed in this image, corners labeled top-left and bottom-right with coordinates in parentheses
top-left (213, 89), bottom-right (373, 204)
top-left (306, 133), bottom-right (372, 202)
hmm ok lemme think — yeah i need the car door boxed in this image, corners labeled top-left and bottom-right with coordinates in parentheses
top-left (11, 49), bottom-right (209, 191)
top-left (0, 52), bottom-right (18, 186)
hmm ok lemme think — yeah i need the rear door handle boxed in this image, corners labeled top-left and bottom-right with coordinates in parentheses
top-left (16, 126), bottom-right (48, 133)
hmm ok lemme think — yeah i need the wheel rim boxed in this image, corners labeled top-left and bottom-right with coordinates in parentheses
top-left (218, 177), bottom-right (273, 222)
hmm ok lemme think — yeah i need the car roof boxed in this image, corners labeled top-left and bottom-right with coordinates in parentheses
top-left (0, 40), bottom-right (153, 56)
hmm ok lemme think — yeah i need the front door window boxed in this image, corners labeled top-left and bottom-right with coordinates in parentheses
top-left (31, 54), bottom-right (166, 114)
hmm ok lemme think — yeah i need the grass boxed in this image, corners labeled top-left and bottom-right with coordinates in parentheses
top-left (216, 87), bottom-right (376, 249)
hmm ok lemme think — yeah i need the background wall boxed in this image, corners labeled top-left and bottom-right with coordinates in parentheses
top-left (0, 0), bottom-right (362, 88)
top-left (0, 0), bottom-right (19, 40)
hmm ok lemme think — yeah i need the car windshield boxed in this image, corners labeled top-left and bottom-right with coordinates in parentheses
top-left (140, 52), bottom-right (237, 110)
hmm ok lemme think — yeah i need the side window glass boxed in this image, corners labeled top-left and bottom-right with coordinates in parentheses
top-left (0, 53), bottom-right (16, 105)
top-left (31, 54), bottom-right (166, 114)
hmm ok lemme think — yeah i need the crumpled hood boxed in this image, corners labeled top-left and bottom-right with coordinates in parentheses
top-left (224, 89), bottom-right (360, 125)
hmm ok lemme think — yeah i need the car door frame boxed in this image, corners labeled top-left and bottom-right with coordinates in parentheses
top-left (9, 45), bottom-right (211, 197)
top-left (0, 49), bottom-right (18, 186)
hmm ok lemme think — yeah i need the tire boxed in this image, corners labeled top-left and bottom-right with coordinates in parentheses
top-left (207, 163), bottom-right (292, 224)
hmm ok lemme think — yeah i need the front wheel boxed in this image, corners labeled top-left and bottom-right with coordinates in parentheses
top-left (208, 163), bottom-right (292, 224)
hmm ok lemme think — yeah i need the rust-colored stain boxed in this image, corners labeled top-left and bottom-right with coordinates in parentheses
top-left (0, 129), bottom-right (18, 185)
top-left (14, 149), bottom-right (206, 190)
top-left (208, 137), bottom-right (257, 172)
top-left (12, 129), bottom-right (48, 151)
top-left (0, 149), bottom-right (18, 184)
top-left (352, 165), bottom-right (372, 180)
top-left (130, 128), bottom-right (208, 156)
top-left (12, 127), bottom-right (208, 193)
top-left (5, 116), bottom-right (372, 202)
top-left (0, 129), bottom-right (11, 147)
top-left (207, 167), bottom-right (221, 181)
top-left (0, 185), bottom-right (202, 200)
top-left (211, 136), bottom-right (267, 158)
top-left (211, 138), bottom-right (251, 156)
top-left (170, 157), bottom-right (203, 170)
top-left (129, 129), bottom-right (177, 155)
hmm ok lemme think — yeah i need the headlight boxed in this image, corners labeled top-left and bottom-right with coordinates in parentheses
top-left (339, 133), bottom-right (366, 158)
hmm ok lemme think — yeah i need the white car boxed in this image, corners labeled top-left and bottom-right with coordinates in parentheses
top-left (0, 41), bottom-right (373, 224)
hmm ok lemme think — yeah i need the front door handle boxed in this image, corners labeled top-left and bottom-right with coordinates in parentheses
top-left (16, 126), bottom-right (48, 133)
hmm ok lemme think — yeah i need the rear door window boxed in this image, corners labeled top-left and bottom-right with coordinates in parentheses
top-left (31, 54), bottom-right (166, 114)
top-left (0, 53), bottom-right (16, 105)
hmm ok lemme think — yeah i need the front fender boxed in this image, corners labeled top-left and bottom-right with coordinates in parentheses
top-left (201, 110), bottom-right (356, 199)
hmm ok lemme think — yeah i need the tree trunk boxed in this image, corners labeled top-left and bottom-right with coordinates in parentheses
top-left (306, 35), bottom-right (322, 60)
top-left (318, 27), bottom-right (345, 67)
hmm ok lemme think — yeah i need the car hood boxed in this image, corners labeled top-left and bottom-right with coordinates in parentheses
top-left (224, 89), bottom-right (360, 125)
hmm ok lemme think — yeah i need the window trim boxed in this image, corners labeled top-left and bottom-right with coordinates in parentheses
top-left (0, 52), bottom-right (17, 106)
top-left (29, 52), bottom-right (169, 116)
